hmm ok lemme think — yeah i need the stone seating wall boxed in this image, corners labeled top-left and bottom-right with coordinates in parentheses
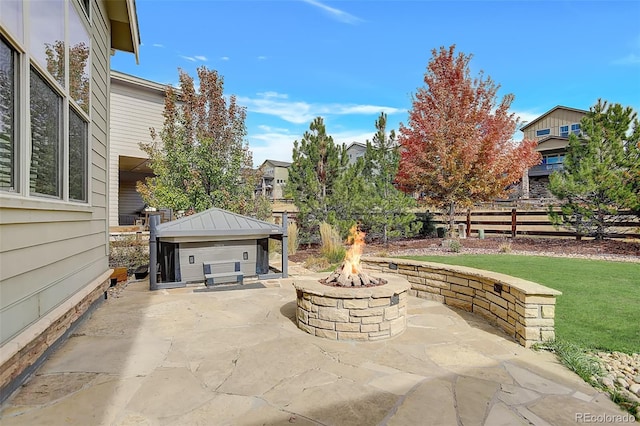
top-left (361, 257), bottom-right (561, 348)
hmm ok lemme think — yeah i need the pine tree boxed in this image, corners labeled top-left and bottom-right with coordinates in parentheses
top-left (286, 117), bottom-right (347, 243)
top-left (137, 67), bottom-right (271, 219)
top-left (549, 100), bottom-right (640, 239)
top-left (359, 113), bottom-right (419, 245)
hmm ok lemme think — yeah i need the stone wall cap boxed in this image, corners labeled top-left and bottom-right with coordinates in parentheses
top-left (293, 273), bottom-right (410, 298)
top-left (363, 257), bottom-right (562, 297)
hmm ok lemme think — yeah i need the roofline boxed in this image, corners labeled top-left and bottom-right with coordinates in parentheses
top-left (157, 229), bottom-right (283, 238)
top-left (111, 70), bottom-right (169, 95)
top-left (261, 159), bottom-right (292, 167)
top-left (346, 141), bottom-right (367, 150)
top-left (106, 0), bottom-right (141, 64)
top-left (125, 0), bottom-right (141, 64)
top-left (520, 105), bottom-right (589, 131)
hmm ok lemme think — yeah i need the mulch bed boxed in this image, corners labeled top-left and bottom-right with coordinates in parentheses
top-left (289, 237), bottom-right (640, 265)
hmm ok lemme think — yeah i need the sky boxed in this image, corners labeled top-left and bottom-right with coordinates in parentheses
top-left (111, 0), bottom-right (640, 168)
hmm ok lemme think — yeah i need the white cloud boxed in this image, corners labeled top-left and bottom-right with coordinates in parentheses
top-left (302, 0), bottom-right (362, 24)
top-left (180, 55), bottom-right (196, 62)
top-left (249, 125), bottom-right (378, 167)
top-left (220, 56), bottom-right (230, 61)
top-left (152, 43), bottom-right (164, 48)
top-left (612, 53), bottom-right (640, 65)
top-left (249, 131), bottom-right (297, 167)
top-left (194, 55), bottom-right (208, 61)
top-left (237, 92), bottom-right (402, 124)
top-left (257, 56), bottom-right (267, 60)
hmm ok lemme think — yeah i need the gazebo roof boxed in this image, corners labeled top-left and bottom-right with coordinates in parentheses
top-left (155, 208), bottom-right (283, 238)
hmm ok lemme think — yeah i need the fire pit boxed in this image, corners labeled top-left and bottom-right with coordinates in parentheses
top-left (293, 226), bottom-right (410, 341)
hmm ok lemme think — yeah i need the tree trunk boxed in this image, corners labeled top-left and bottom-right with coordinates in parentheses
top-left (448, 201), bottom-right (455, 238)
top-left (383, 223), bottom-right (388, 246)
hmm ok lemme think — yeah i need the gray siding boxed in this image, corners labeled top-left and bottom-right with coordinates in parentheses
top-left (0, 0), bottom-right (112, 345)
top-left (109, 76), bottom-right (166, 226)
top-left (179, 240), bottom-right (257, 282)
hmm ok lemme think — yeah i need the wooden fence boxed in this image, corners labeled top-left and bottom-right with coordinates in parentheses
top-left (423, 208), bottom-right (640, 240)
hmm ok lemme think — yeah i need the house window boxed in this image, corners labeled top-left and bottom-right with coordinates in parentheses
top-left (536, 128), bottom-right (550, 137)
top-left (69, 107), bottom-right (87, 201)
top-left (30, 0), bottom-right (66, 88)
top-left (0, 1), bottom-right (23, 42)
top-left (571, 123), bottom-right (581, 135)
top-left (2, 0), bottom-right (91, 203)
top-left (560, 125), bottom-right (569, 138)
top-left (30, 68), bottom-right (63, 198)
top-left (0, 36), bottom-right (18, 192)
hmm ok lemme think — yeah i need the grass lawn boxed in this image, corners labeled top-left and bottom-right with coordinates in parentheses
top-left (399, 254), bottom-right (640, 354)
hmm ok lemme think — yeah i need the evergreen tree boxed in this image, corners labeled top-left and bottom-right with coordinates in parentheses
top-left (137, 67), bottom-right (271, 219)
top-left (286, 117), bottom-right (347, 243)
top-left (549, 100), bottom-right (640, 239)
top-left (359, 113), bottom-right (419, 245)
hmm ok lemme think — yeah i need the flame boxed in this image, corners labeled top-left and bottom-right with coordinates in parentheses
top-left (343, 225), bottom-right (365, 275)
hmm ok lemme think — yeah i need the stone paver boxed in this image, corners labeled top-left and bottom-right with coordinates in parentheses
top-left (0, 276), bottom-right (633, 425)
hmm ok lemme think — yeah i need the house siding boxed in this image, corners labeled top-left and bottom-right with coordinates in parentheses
top-left (109, 75), bottom-right (166, 226)
top-left (523, 109), bottom-right (585, 141)
top-left (0, 0), bottom-right (138, 398)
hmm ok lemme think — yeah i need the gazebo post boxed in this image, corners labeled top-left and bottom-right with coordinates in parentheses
top-left (281, 212), bottom-right (288, 278)
top-left (149, 214), bottom-right (160, 290)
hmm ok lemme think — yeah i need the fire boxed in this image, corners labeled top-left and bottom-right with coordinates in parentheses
top-left (343, 224), bottom-right (365, 274)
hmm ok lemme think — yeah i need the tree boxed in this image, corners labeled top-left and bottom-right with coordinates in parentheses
top-left (548, 100), bottom-right (640, 239)
top-left (286, 117), bottom-right (347, 243)
top-left (396, 45), bottom-right (540, 234)
top-left (137, 67), bottom-right (271, 219)
top-left (359, 113), bottom-right (420, 245)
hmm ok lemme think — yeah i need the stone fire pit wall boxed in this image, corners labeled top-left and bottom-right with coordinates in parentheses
top-left (293, 274), bottom-right (410, 341)
top-left (361, 257), bottom-right (562, 348)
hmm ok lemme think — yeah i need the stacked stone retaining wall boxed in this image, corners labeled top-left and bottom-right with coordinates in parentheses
top-left (361, 257), bottom-right (561, 348)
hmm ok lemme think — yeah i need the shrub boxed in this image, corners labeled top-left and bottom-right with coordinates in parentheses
top-left (499, 241), bottom-right (512, 253)
top-left (448, 239), bottom-right (461, 253)
top-left (319, 222), bottom-right (346, 264)
top-left (109, 234), bottom-right (149, 275)
top-left (288, 222), bottom-right (299, 255)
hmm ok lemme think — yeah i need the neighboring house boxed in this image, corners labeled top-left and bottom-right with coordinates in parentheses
top-left (257, 159), bottom-right (291, 200)
top-left (346, 141), bottom-right (366, 164)
top-left (521, 106), bottom-right (587, 199)
top-left (110, 71), bottom-right (166, 226)
top-left (0, 0), bottom-right (140, 400)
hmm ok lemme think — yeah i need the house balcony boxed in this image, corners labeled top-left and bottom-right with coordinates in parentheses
top-left (529, 163), bottom-right (563, 177)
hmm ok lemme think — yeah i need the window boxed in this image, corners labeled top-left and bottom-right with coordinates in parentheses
top-left (536, 128), bottom-right (550, 137)
top-left (69, 107), bottom-right (87, 201)
top-left (0, 0), bottom-right (23, 42)
top-left (30, 68), bottom-right (62, 198)
top-left (560, 125), bottom-right (569, 138)
top-left (1, 0), bottom-right (91, 203)
top-left (30, 0), bottom-right (65, 88)
top-left (571, 123), bottom-right (581, 135)
top-left (0, 37), bottom-right (17, 192)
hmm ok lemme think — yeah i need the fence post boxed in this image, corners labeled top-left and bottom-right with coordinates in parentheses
top-left (511, 208), bottom-right (517, 238)
top-left (466, 209), bottom-right (471, 238)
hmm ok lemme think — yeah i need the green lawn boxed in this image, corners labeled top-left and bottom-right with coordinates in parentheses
top-left (399, 254), bottom-right (640, 353)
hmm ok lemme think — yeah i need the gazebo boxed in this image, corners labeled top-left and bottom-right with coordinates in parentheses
top-left (148, 208), bottom-right (288, 290)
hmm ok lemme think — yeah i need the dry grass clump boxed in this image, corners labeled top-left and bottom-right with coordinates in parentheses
top-left (288, 222), bottom-right (299, 255)
top-left (319, 222), bottom-right (346, 264)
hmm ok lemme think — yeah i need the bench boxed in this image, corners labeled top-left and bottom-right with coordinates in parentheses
top-left (203, 260), bottom-right (244, 286)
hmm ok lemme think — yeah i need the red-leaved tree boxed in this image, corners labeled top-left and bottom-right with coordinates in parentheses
top-left (397, 45), bottom-right (540, 234)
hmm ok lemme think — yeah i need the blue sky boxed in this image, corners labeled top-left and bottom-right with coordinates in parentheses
top-left (111, 0), bottom-right (640, 168)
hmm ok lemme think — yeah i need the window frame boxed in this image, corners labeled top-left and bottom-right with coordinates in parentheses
top-left (559, 125), bottom-right (569, 138)
top-left (0, 34), bottom-right (19, 193)
top-left (0, 0), bottom-right (92, 207)
top-left (535, 128), bottom-right (551, 137)
top-left (571, 123), bottom-right (581, 135)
